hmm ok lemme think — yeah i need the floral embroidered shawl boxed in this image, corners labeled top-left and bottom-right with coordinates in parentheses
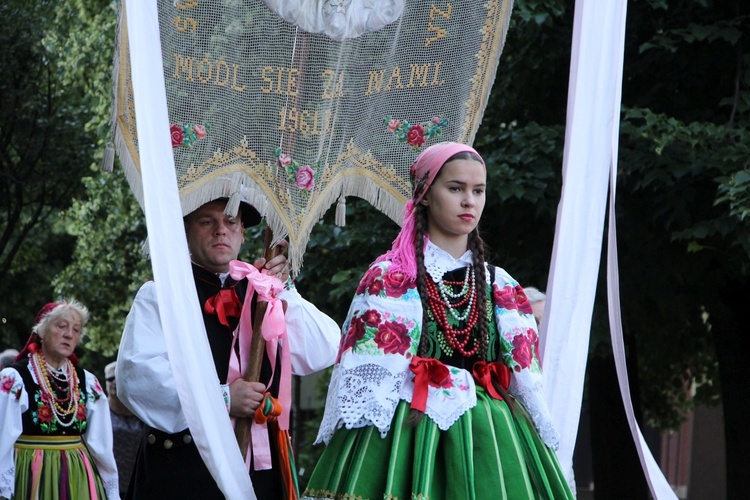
top-left (316, 243), bottom-right (560, 450)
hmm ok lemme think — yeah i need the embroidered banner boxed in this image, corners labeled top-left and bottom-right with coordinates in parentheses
top-left (112, 0), bottom-right (514, 272)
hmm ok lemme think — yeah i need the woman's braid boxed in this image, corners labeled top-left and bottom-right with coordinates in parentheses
top-left (468, 228), bottom-right (489, 360)
top-left (414, 204), bottom-right (431, 358)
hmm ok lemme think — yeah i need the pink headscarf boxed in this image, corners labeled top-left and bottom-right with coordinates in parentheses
top-left (376, 142), bottom-right (485, 280)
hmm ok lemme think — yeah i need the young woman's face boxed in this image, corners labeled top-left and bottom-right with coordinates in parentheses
top-left (421, 158), bottom-right (486, 249)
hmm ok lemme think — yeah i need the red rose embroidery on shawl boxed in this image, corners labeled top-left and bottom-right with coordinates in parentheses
top-left (374, 321), bottom-right (411, 355)
top-left (338, 316), bottom-right (366, 358)
top-left (368, 280), bottom-right (384, 295)
top-left (356, 266), bottom-right (383, 295)
top-left (383, 270), bottom-right (413, 298)
top-left (516, 285), bottom-right (533, 315)
top-left (527, 327), bottom-right (540, 352)
top-left (511, 334), bottom-right (534, 369)
top-left (492, 284), bottom-right (517, 310)
top-left (361, 309), bottom-right (382, 327)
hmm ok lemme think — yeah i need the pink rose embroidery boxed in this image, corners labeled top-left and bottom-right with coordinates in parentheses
top-left (193, 124), bottom-right (207, 138)
top-left (278, 153), bottom-right (292, 166)
top-left (387, 118), bottom-right (400, 132)
top-left (295, 165), bottom-right (316, 191)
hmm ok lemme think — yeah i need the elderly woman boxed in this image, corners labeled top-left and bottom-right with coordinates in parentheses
top-left (0, 300), bottom-right (119, 499)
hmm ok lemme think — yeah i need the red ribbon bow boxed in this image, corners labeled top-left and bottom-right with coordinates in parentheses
top-left (472, 361), bottom-right (512, 401)
top-left (204, 288), bottom-right (242, 327)
top-left (409, 356), bottom-right (452, 412)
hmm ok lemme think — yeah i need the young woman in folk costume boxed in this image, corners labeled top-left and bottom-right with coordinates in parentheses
top-left (0, 300), bottom-right (119, 499)
top-left (303, 142), bottom-right (573, 499)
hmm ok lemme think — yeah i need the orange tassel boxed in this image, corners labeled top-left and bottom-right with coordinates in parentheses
top-left (253, 394), bottom-right (299, 499)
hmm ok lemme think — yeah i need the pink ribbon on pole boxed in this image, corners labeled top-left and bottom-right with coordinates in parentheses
top-left (226, 259), bottom-right (289, 471)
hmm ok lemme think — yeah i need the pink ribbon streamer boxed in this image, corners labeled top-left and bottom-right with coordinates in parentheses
top-left (31, 449), bottom-right (43, 498)
top-left (79, 448), bottom-right (99, 500)
top-left (226, 259), bottom-right (289, 471)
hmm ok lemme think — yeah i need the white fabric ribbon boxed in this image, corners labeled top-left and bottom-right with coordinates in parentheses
top-left (542, 1), bottom-right (677, 497)
top-left (124, 1), bottom-right (256, 497)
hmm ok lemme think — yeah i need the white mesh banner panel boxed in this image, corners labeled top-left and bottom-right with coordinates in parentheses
top-left (113, 0), bottom-right (515, 273)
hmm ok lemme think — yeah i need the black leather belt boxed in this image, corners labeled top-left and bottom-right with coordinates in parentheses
top-left (145, 427), bottom-right (193, 450)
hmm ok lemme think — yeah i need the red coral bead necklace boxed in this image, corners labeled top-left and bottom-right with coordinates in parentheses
top-left (426, 266), bottom-right (480, 357)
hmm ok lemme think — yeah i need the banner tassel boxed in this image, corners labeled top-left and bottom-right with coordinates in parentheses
top-left (335, 196), bottom-right (346, 227)
top-left (101, 141), bottom-right (115, 172)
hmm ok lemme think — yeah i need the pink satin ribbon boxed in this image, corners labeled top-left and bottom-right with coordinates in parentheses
top-left (226, 259), bottom-right (289, 471)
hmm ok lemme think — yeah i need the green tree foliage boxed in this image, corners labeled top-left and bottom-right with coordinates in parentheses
top-left (52, 174), bottom-right (149, 355)
top-left (0, 0), bottom-right (116, 351)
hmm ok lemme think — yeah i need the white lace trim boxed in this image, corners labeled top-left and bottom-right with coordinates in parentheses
top-left (261, 0), bottom-right (405, 41)
top-left (316, 354), bottom-right (410, 444)
top-left (1, 465), bottom-right (14, 498)
top-left (399, 367), bottom-right (476, 431)
top-left (424, 241), bottom-right (474, 283)
top-left (510, 377), bottom-right (560, 450)
top-left (316, 353), bottom-right (480, 444)
top-left (104, 478), bottom-right (119, 500)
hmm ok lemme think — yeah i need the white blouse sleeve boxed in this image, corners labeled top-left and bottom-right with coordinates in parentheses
top-left (81, 371), bottom-right (120, 499)
top-left (117, 281), bottom-right (188, 433)
top-left (280, 285), bottom-right (340, 376)
top-left (492, 266), bottom-right (560, 450)
top-left (0, 367), bottom-right (27, 499)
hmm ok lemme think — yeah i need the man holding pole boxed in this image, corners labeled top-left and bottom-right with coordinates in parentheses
top-left (117, 197), bottom-right (340, 499)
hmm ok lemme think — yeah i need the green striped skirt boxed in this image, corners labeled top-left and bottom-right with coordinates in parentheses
top-left (13, 435), bottom-right (108, 500)
top-left (303, 387), bottom-right (573, 500)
